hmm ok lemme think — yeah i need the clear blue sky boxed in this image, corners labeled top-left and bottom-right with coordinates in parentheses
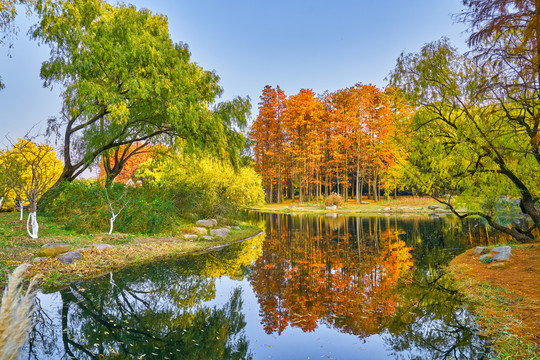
top-left (0, 0), bottom-right (468, 146)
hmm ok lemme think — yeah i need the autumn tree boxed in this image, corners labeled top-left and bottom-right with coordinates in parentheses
top-left (33, 0), bottom-right (249, 189)
top-left (3, 139), bottom-right (62, 238)
top-left (282, 89), bottom-right (325, 203)
top-left (98, 142), bottom-right (166, 186)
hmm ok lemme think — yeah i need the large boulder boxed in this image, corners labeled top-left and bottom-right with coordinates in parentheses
top-left (196, 219), bottom-right (218, 228)
top-left (428, 205), bottom-right (439, 210)
top-left (190, 227), bottom-right (208, 235)
top-left (325, 205), bottom-right (337, 210)
top-left (37, 243), bottom-right (73, 257)
top-left (491, 246), bottom-right (512, 261)
top-left (56, 251), bottom-right (82, 264)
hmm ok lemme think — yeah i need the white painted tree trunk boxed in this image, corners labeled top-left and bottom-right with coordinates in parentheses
top-left (108, 213), bottom-right (117, 235)
top-left (0, 196), bottom-right (3, 209)
top-left (19, 202), bottom-right (23, 221)
top-left (26, 212), bottom-right (38, 239)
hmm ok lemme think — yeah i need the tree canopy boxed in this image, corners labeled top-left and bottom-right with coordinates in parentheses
top-left (32, 0), bottom-right (249, 185)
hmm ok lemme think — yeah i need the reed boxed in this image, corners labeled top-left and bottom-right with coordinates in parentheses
top-left (0, 264), bottom-right (36, 360)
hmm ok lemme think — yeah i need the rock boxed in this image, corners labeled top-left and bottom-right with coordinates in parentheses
top-left (210, 228), bottom-right (230, 238)
top-left (325, 205), bottom-right (337, 210)
top-left (479, 254), bottom-right (492, 261)
top-left (92, 244), bottom-right (113, 251)
top-left (473, 246), bottom-right (488, 255)
top-left (56, 251), bottom-right (82, 264)
top-left (183, 234), bottom-right (198, 240)
top-left (74, 247), bottom-right (92, 253)
top-left (37, 243), bottom-right (73, 257)
top-left (491, 245), bottom-right (512, 261)
top-left (513, 199), bottom-right (520, 206)
top-left (428, 205), bottom-right (439, 210)
top-left (201, 236), bottom-right (213, 241)
top-left (196, 219), bottom-right (218, 228)
top-left (232, 226), bottom-right (241, 230)
top-left (383, 207), bottom-right (391, 212)
top-left (32, 257), bottom-right (45, 263)
top-left (189, 227), bottom-right (208, 235)
top-left (488, 262), bottom-right (506, 268)
top-left (361, 201), bottom-right (369, 204)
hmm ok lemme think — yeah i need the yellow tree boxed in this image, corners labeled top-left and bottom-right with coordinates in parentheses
top-left (3, 139), bottom-right (62, 238)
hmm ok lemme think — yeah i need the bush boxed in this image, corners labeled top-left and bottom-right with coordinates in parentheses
top-left (41, 180), bottom-right (184, 235)
top-left (325, 193), bottom-right (344, 207)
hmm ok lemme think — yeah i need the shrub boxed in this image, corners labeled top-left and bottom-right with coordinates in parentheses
top-left (325, 193), bottom-right (344, 207)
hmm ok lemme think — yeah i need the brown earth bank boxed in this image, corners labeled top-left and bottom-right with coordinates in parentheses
top-left (449, 244), bottom-right (540, 359)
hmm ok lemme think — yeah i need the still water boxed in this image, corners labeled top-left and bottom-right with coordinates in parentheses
top-left (23, 212), bottom-right (503, 359)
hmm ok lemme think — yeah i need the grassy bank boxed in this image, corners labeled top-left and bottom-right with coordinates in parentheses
top-left (448, 244), bottom-right (540, 359)
top-left (250, 196), bottom-right (454, 214)
top-left (0, 212), bottom-right (263, 291)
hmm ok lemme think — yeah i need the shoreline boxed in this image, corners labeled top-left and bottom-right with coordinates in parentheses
top-left (448, 244), bottom-right (540, 359)
top-left (28, 227), bottom-right (265, 291)
top-left (0, 212), bottom-right (263, 291)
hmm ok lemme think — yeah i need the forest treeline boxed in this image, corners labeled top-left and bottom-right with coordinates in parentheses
top-left (250, 84), bottom-right (412, 204)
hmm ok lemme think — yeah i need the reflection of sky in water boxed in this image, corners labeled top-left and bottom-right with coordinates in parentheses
top-left (207, 276), bottom-right (399, 359)
top-left (22, 213), bottom-right (494, 359)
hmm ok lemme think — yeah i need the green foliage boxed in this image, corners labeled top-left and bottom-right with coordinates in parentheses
top-left (325, 193), bottom-right (344, 207)
top-left (32, 0), bottom-right (250, 182)
top-left (482, 256), bottom-right (495, 264)
top-left (389, 38), bottom-right (540, 241)
top-left (137, 152), bottom-right (265, 216)
top-left (42, 180), bottom-right (183, 234)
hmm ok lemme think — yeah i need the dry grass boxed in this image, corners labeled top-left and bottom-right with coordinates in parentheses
top-left (0, 264), bottom-right (37, 360)
top-left (25, 227), bottom-right (263, 290)
top-left (449, 244), bottom-right (540, 359)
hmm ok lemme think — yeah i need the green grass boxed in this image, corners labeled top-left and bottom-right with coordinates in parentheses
top-left (0, 211), bottom-right (263, 290)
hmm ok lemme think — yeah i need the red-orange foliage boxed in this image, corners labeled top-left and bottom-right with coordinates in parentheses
top-left (98, 143), bottom-right (163, 185)
top-left (250, 84), bottom-right (407, 203)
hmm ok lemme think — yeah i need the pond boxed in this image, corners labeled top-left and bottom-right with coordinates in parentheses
top-left (22, 212), bottom-right (504, 359)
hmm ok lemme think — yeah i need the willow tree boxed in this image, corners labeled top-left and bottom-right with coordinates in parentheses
top-left (32, 0), bottom-right (249, 187)
top-left (390, 38), bottom-right (540, 242)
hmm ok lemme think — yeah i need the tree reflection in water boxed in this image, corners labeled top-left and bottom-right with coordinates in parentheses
top-left (22, 215), bottom-right (498, 360)
top-left (249, 213), bottom-right (493, 359)
top-left (24, 235), bottom-right (264, 360)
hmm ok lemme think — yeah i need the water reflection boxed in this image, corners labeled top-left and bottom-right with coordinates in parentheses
top-left (24, 235), bottom-right (264, 360)
top-left (248, 213), bottom-right (495, 359)
top-left (23, 214), bottom-right (500, 359)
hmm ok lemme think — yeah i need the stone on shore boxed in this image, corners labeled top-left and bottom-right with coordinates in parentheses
top-left (37, 243), bottom-right (73, 257)
top-left (201, 235), bottom-right (213, 241)
top-left (196, 219), bottom-right (218, 227)
top-left (428, 205), bottom-right (439, 210)
top-left (190, 227), bottom-right (208, 235)
top-left (325, 205), bottom-right (337, 210)
top-left (210, 228), bottom-right (231, 238)
top-left (56, 251), bottom-right (82, 264)
top-left (183, 234), bottom-right (198, 241)
top-left (491, 245), bottom-right (512, 261)
top-left (473, 246), bottom-right (488, 255)
top-left (92, 244), bottom-right (113, 251)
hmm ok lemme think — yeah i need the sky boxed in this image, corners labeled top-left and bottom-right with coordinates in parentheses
top-left (0, 0), bottom-right (469, 147)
